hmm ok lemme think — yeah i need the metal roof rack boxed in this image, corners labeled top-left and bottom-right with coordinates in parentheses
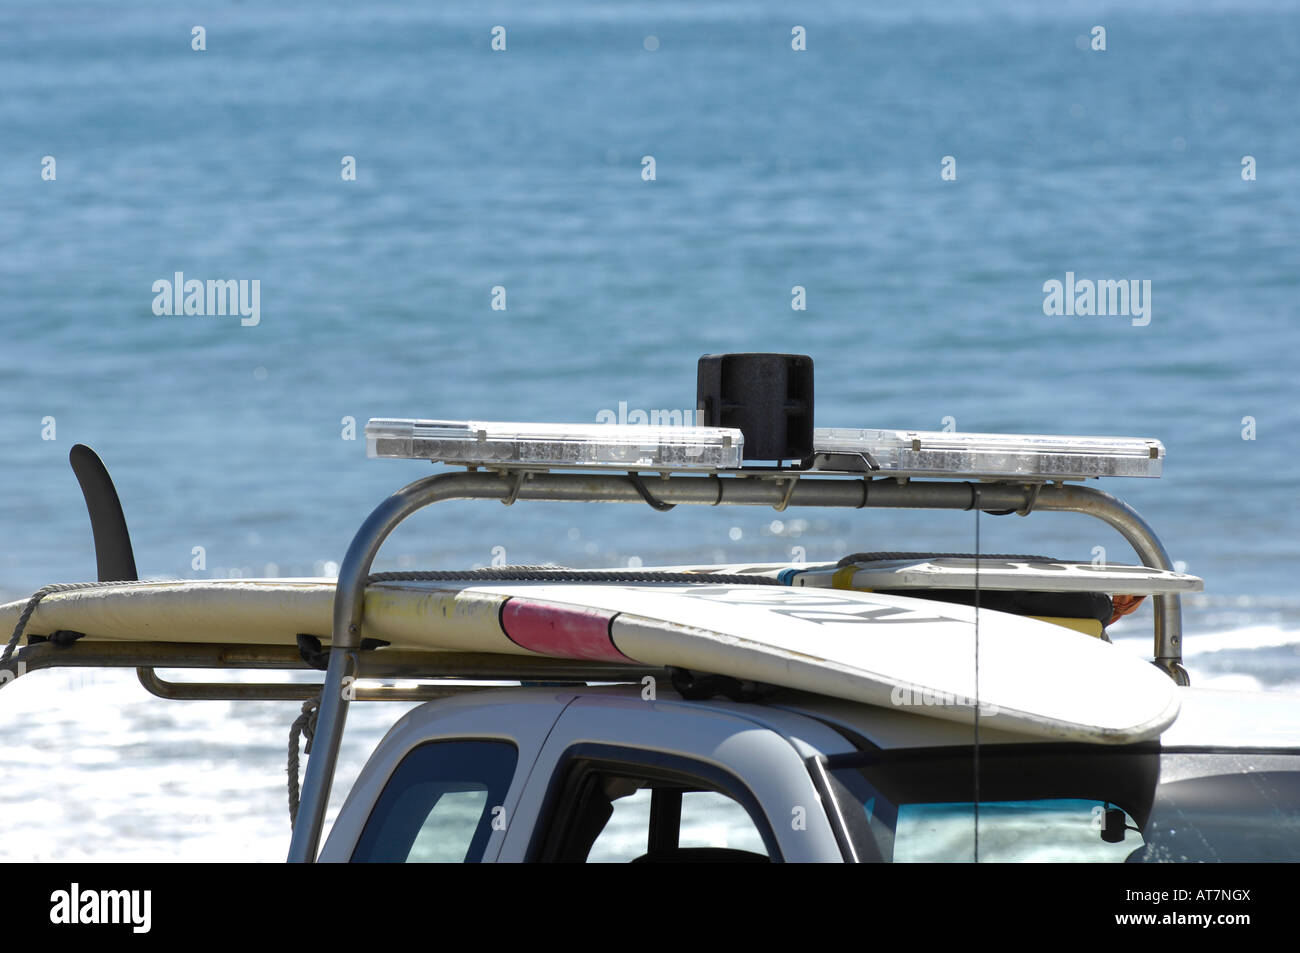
top-left (286, 463), bottom-right (1187, 861)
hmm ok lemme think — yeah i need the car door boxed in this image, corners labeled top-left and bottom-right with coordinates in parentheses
top-left (499, 693), bottom-right (847, 862)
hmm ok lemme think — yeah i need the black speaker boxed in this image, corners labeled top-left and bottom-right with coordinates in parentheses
top-left (696, 353), bottom-right (814, 462)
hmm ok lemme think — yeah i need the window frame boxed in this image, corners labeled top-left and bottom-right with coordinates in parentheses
top-left (527, 743), bottom-right (784, 862)
top-left (350, 737), bottom-right (519, 863)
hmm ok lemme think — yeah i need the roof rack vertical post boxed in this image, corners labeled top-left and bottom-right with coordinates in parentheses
top-left (287, 471), bottom-right (491, 862)
top-left (1031, 483), bottom-right (1189, 686)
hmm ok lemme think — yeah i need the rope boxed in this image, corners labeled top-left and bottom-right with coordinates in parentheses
top-left (368, 568), bottom-right (782, 586)
top-left (836, 551), bottom-right (1052, 567)
top-left (287, 694), bottom-right (322, 829)
top-left (2, 580), bottom-right (146, 665)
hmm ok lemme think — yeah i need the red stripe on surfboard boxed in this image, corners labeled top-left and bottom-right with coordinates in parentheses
top-left (499, 599), bottom-right (632, 663)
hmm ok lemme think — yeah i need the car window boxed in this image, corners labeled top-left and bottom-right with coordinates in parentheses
top-left (534, 748), bottom-right (778, 862)
top-left (825, 748), bottom-right (1300, 862)
top-left (894, 798), bottom-right (1140, 862)
top-left (351, 739), bottom-right (517, 863)
top-left (406, 789), bottom-right (490, 862)
top-left (588, 788), bottom-right (768, 861)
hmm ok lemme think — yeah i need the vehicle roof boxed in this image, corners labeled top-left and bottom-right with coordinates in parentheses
top-left (397, 682), bottom-right (1300, 753)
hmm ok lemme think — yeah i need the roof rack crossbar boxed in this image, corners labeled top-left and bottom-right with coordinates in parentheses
top-left (286, 467), bottom-right (1187, 863)
top-left (136, 668), bottom-right (512, 703)
top-left (1, 639), bottom-right (659, 684)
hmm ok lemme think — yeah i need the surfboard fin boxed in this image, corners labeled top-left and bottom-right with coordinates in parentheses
top-left (69, 444), bottom-right (138, 583)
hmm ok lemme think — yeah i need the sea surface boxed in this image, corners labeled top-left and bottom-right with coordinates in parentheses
top-left (2, 0), bottom-right (1298, 860)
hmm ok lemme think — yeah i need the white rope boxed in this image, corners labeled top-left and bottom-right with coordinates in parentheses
top-left (2, 581), bottom-right (146, 664)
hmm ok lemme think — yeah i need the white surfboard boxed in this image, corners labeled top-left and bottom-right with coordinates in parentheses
top-left (0, 576), bottom-right (1180, 744)
top-left (784, 557), bottom-right (1203, 594)
top-left (584, 558), bottom-right (1204, 595)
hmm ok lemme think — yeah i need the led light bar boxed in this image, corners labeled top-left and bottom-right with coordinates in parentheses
top-left (811, 428), bottom-right (1164, 480)
top-left (366, 419), bottom-right (744, 470)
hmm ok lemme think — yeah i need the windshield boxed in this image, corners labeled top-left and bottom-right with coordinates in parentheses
top-left (825, 748), bottom-right (1300, 862)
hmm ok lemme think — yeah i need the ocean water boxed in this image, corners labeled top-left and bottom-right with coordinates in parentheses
top-left (2, 1), bottom-right (1299, 860)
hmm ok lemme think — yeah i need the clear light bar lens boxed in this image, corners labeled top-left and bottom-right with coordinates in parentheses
top-left (367, 419), bottom-right (744, 470)
top-left (814, 428), bottom-right (1164, 479)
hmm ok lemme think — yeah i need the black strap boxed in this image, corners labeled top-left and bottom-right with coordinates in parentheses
top-left (628, 472), bottom-right (675, 511)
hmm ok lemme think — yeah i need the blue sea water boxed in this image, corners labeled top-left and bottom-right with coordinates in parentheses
top-left (1, 1), bottom-right (1299, 860)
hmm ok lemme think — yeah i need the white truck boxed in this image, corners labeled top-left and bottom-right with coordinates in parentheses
top-left (313, 680), bottom-right (1300, 863)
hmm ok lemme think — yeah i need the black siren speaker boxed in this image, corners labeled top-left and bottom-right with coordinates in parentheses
top-left (696, 353), bottom-right (814, 462)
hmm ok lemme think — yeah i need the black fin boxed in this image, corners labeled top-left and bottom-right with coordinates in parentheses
top-left (69, 444), bottom-right (138, 582)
